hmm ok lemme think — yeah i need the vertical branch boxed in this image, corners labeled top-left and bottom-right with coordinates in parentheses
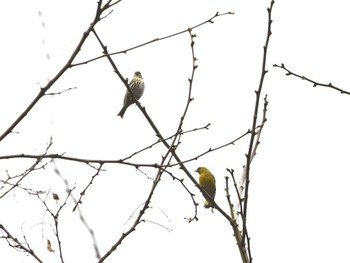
top-left (38, 187), bottom-right (75, 263)
top-left (176, 28), bottom-right (197, 130)
top-left (236, 96), bottom-right (268, 221)
top-left (53, 162), bottom-right (101, 259)
top-left (226, 169), bottom-right (251, 263)
top-left (241, 0), bottom-right (274, 249)
top-left (156, 28), bottom-right (198, 175)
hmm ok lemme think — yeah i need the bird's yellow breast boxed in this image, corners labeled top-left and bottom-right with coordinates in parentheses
top-left (199, 172), bottom-right (215, 186)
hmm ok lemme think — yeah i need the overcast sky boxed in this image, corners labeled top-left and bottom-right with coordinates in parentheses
top-left (1, 0), bottom-right (350, 262)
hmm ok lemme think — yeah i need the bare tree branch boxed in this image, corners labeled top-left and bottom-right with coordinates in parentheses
top-left (0, 224), bottom-right (43, 263)
top-left (273, 63), bottom-right (350, 95)
top-left (72, 11), bottom-right (234, 67)
top-left (53, 162), bottom-right (101, 259)
top-left (72, 163), bottom-right (104, 212)
top-left (38, 187), bottom-right (76, 263)
top-left (121, 123), bottom-right (210, 162)
top-left (0, 138), bottom-right (53, 198)
top-left (0, 0), bottom-right (121, 142)
top-left (241, 1), bottom-right (275, 261)
top-left (0, 126), bottom-right (254, 171)
top-left (98, 143), bottom-right (175, 262)
top-left (237, 95), bottom-right (268, 208)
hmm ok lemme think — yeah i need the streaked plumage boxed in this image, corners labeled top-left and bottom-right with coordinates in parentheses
top-left (195, 167), bottom-right (216, 212)
top-left (118, 71), bottom-right (145, 118)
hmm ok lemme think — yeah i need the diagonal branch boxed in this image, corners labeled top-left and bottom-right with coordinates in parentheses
top-left (98, 139), bottom-right (177, 262)
top-left (93, 19), bottom-right (249, 262)
top-left (72, 11), bottom-right (234, 67)
top-left (0, 138), bottom-right (54, 198)
top-left (72, 163), bottom-right (104, 212)
top-left (273, 63), bottom-right (350, 95)
top-left (0, 224), bottom-right (43, 263)
top-left (121, 123), bottom-right (210, 161)
top-left (0, 0), bottom-right (120, 142)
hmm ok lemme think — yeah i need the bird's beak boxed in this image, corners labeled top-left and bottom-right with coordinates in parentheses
top-left (194, 168), bottom-right (199, 173)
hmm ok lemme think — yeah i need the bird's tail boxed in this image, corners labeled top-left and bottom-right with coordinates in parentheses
top-left (118, 106), bottom-right (127, 118)
top-left (204, 201), bottom-right (215, 213)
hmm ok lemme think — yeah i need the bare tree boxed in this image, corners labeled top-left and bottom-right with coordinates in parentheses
top-left (5, 0), bottom-right (259, 262)
top-left (3, 0), bottom-right (348, 262)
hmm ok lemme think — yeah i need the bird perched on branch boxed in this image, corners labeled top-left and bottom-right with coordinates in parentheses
top-left (195, 167), bottom-right (216, 212)
top-left (118, 71), bottom-right (145, 118)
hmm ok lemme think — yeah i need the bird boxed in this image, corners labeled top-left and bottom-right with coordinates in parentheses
top-left (118, 71), bottom-right (145, 118)
top-left (195, 167), bottom-right (216, 212)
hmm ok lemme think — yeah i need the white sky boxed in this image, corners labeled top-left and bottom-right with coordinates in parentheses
top-left (1, 0), bottom-right (350, 262)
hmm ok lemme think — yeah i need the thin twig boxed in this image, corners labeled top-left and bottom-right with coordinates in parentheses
top-left (53, 162), bottom-right (101, 259)
top-left (72, 12), bottom-right (234, 67)
top-left (0, 224), bottom-right (43, 263)
top-left (121, 123), bottom-right (210, 161)
top-left (0, 138), bottom-right (53, 198)
top-left (273, 63), bottom-right (350, 95)
top-left (241, 1), bottom-right (274, 261)
top-left (237, 95), bottom-right (269, 207)
top-left (72, 163), bottom-right (104, 212)
top-left (227, 168), bottom-right (252, 262)
top-left (0, 127), bottom-right (254, 170)
top-left (98, 144), bottom-right (175, 262)
top-left (38, 187), bottom-right (75, 263)
top-left (224, 175), bottom-right (235, 219)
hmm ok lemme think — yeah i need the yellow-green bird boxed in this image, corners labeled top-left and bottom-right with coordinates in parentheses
top-left (118, 71), bottom-right (145, 118)
top-left (195, 167), bottom-right (216, 212)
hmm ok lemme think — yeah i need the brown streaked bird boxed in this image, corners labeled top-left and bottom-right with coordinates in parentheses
top-left (118, 71), bottom-right (145, 118)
